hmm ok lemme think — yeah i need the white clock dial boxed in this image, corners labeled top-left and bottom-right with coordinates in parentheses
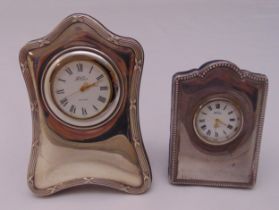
top-left (194, 98), bottom-right (243, 145)
top-left (51, 60), bottom-right (112, 119)
top-left (42, 49), bottom-right (122, 128)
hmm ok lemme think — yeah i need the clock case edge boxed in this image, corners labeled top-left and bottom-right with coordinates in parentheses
top-left (19, 13), bottom-right (152, 196)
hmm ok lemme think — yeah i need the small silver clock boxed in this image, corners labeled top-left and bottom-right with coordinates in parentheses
top-left (169, 60), bottom-right (268, 188)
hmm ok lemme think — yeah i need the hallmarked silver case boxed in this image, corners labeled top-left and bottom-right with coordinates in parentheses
top-left (19, 13), bottom-right (152, 196)
top-left (169, 60), bottom-right (268, 188)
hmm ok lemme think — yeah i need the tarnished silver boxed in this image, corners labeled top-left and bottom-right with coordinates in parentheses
top-left (169, 60), bottom-right (268, 188)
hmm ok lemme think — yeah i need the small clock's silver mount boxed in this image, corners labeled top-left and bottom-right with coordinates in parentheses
top-left (169, 60), bottom-right (268, 188)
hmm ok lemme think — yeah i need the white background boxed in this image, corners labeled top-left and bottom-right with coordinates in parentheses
top-left (0, 0), bottom-right (278, 209)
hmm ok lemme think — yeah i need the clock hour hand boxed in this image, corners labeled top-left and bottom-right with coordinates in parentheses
top-left (80, 78), bottom-right (103, 92)
top-left (214, 118), bottom-right (228, 128)
top-left (65, 77), bottom-right (103, 98)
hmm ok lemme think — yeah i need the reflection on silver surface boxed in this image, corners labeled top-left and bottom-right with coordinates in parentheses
top-left (35, 118), bottom-right (142, 188)
top-left (19, 13), bottom-right (152, 196)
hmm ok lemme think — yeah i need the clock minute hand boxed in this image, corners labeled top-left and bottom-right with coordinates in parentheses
top-left (65, 78), bottom-right (103, 98)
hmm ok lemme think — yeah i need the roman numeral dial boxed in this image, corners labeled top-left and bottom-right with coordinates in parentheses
top-left (51, 60), bottom-right (112, 119)
top-left (194, 98), bottom-right (243, 146)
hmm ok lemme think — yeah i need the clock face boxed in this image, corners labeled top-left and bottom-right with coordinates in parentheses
top-left (42, 50), bottom-right (121, 128)
top-left (193, 98), bottom-right (243, 146)
top-left (52, 60), bottom-right (112, 119)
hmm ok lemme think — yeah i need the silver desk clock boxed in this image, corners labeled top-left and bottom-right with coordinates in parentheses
top-left (19, 13), bottom-right (152, 196)
top-left (169, 60), bottom-right (268, 188)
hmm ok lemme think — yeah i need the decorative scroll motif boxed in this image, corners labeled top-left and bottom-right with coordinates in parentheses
top-left (82, 177), bottom-right (96, 184)
top-left (28, 175), bottom-right (34, 186)
top-left (31, 137), bottom-right (40, 149)
top-left (47, 185), bottom-right (61, 194)
top-left (143, 171), bottom-right (150, 182)
top-left (30, 101), bottom-right (38, 113)
top-left (38, 38), bottom-right (50, 47)
top-left (121, 185), bottom-right (131, 193)
top-left (71, 15), bottom-right (85, 23)
top-left (107, 34), bottom-right (120, 45)
top-left (20, 61), bottom-right (28, 74)
top-left (134, 59), bottom-right (143, 71)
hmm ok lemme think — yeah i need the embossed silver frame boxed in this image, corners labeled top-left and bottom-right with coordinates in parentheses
top-left (19, 13), bottom-right (151, 196)
top-left (169, 60), bottom-right (268, 188)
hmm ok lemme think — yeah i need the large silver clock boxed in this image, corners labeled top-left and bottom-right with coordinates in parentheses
top-left (19, 14), bottom-right (152, 196)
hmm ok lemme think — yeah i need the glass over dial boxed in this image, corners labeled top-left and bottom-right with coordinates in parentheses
top-left (51, 60), bottom-right (112, 119)
top-left (194, 98), bottom-right (243, 145)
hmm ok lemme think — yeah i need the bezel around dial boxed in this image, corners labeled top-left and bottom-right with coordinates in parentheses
top-left (41, 48), bottom-right (122, 128)
top-left (193, 97), bottom-right (244, 146)
top-left (51, 60), bottom-right (113, 120)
